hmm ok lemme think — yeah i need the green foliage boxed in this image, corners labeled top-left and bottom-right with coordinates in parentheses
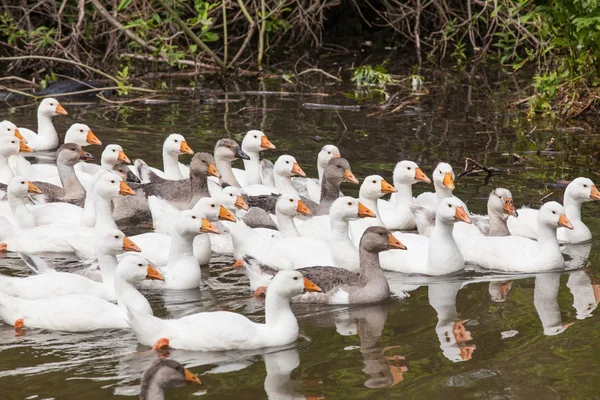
top-left (352, 64), bottom-right (394, 89)
top-left (116, 65), bottom-right (132, 95)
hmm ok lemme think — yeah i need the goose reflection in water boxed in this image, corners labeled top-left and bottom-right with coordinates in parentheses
top-left (534, 273), bottom-right (574, 336)
top-left (567, 269), bottom-right (600, 319)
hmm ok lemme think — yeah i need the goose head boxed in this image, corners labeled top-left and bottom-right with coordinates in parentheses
top-left (214, 138), bottom-right (250, 161)
top-left (270, 270), bottom-right (321, 298)
top-left (64, 123), bottom-right (101, 146)
top-left (0, 120), bottom-right (25, 142)
top-left (0, 135), bottom-right (31, 156)
top-left (8, 176), bottom-right (42, 197)
top-left (38, 98), bottom-right (67, 117)
top-left (437, 198), bottom-right (472, 224)
top-left (218, 186), bottom-right (248, 211)
top-left (432, 162), bottom-right (455, 191)
top-left (488, 188), bottom-right (518, 219)
top-left (193, 197), bottom-right (236, 222)
top-left (393, 160), bottom-right (431, 185)
top-left (175, 210), bottom-right (220, 236)
top-left (116, 255), bottom-right (164, 284)
top-left (164, 133), bottom-right (194, 156)
top-left (95, 229), bottom-right (141, 255)
top-left (565, 177), bottom-right (600, 203)
top-left (242, 130), bottom-right (275, 152)
top-left (112, 163), bottom-right (140, 184)
top-left (360, 226), bottom-right (407, 252)
top-left (317, 145), bottom-right (341, 169)
top-left (102, 144), bottom-right (130, 165)
top-left (539, 201), bottom-right (573, 230)
top-left (360, 175), bottom-right (396, 200)
top-left (276, 193), bottom-right (312, 217)
top-left (94, 172), bottom-right (135, 198)
top-left (190, 152), bottom-right (220, 178)
top-left (330, 196), bottom-right (376, 221)
top-left (325, 158), bottom-right (358, 185)
top-left (56, 143), bottom-right (94, 166)
top-left (140, 359), bottom-right (201, 397)
top-left (274, 155), bottom-right (306, 178)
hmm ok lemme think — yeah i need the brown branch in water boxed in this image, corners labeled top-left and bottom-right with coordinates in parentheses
top-left (302, 103), bottom-right (361, 111)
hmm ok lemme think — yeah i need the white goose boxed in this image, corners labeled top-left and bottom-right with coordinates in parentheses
top-left (414, 162), bottom-right (456, 209)
top-left (0, 120), bottom-right (26, 141)
top-left (127, 269), bottom-right (321, 351)
top-left (292, 144), bottom-right (341, 202)
top-left (243, 154), bottom-right (306, 197)
top-left (0, 135), bottom-right (32, 184)
top-left (350, 175), bottom-right (397, 245)
top-left (18, 98), bottom-right (68, 151)
top-left (507, 177), bottom-right (600, 244)
top-left (0, 255), bottom-right (163, 332)
top-left (232, 130), bottom-right (276, 187)
top-left (2, 176), bottom-right (43, 228)
top-left (144, 133), bottom-right (194, 180)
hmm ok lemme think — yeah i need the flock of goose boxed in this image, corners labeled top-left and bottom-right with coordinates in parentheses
top-left (0, 97), bottom-right (598, 397)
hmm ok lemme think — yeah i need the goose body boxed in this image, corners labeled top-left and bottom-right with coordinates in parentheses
top-left (231, 130), bottom-right (276, 187)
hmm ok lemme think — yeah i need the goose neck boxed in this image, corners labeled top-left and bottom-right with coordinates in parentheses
top-left (168, 230), bottom-right (196, 262)
top-left (37, 113), bottom-right (58, 146)
top-left (275, 209), bottom-right (299, 237)
top-left (97, 253), bottom-right (118, 290)
top-left (189, 174), bottom-right (209, 206)
top-left (537, 221), bottom-right (559, 248)
top-left (330, 215), bottom-right (351, 241)
top-left (265, 292), bottom-right (298, 333)
top-left (140, 380), bottom-right (165, 400)
top-left (216, 158), bottom-right (240, 187)
top-left (242, 150), bottom-right (262, 185)
top-left (114, 273), bottom-right (151, 314)
top-left (564, 196), bottom-right (582, 222)
top-left (359, 195), bottom-right (384, 225)
top-left (317, 177), bottom-right (341, 214)
top-left (274, 174), bottom-right (296, 194)
top-left (58, 162), bottom-right (84, 199)
top-left (488, 213), bottom-right (510, 237)
top-left (317, 163), bottom-right (325, 183)
top-left (358, 248), bottom-right (385, 284)
top-left (162, 148), bottom-right (182, 179)
top-left (393, 182), bottom-right (414, 206)
top-left (8, 192), bottom-right (37, 228)
top-left (435, 183), bottom-right (453, 202)
top-left (93, 194), bottom-right (117, 230)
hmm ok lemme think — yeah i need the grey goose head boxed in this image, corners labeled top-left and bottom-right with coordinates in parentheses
top-left (57, 143), bottom-right (94, 166)
top-left (112, 163), bottom-right (141, 184)
top-left (488, 188), bottom-right (518, 219)
top-left (190, 152), bottom-right (220, 179)
top-left (139, 359), bottom-right (200, 399)
top-left (324, 157), bottom-right (358, 185)
top-left (360, 226), bottom-right (407, 253)
top-left (215, 138), bottom-right (250, 161)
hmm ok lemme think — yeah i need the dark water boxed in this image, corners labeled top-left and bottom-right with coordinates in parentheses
top-left (2, 70), bottom-right (600, 399)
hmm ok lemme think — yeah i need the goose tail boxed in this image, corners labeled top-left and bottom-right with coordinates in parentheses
top-left (242, 254), bottom-right (276, 291)
top-left (17, 252), bottom-right (56, 274)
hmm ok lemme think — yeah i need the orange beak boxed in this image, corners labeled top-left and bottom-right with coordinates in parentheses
top-left (233, 259), bottom-right (244, 269)
top-left (344, 169), bottom-right (359, 184)
top-left (180, 140), bottom-right (194, 155)
top-left (117, 150), bottom-right (130, 164)
top-left (119, 181), bottom-right (135, 196)
top-left (122, 236), bottom-right (141, 252)
top-left (219, 205), bottom-right (236, 222)
top-left (19, 142), bottom-right (32, 152)
top-left (558, 214), bottom-right (574, 230)
top-left (332, 153), bottom-right (341, 158)
top-left (14, 129), bottom-right (26, 143)
top-left (503, 198), bottom-right (518, 217)
top-left (184, 368), bottom-right (201, 384)
top-left (291, 162), bottom-right (306, 177)
top-left (260, 135), bottom-right (276, 150)
top-left (207, 163), bottom-right (221, 178)
top-left (86, 130), bottom-right (102, 145)
top-left (454, 206), bottom-right (471, 224)
top-left (357, 202), bottom-right (376, 218)
top-left (201, 218), bottom-right (219, 234)
top-left (235, 195), bottom-right (248, 210)
top-left (590, 185), bottom-right (600, 200)
top-left (55, 103), bottom-right (68, 115)
top-left (146, 264), bottom-right (165, 281)
top-left (0, 243), bottom-right (7, 252)
top-left (381, 179), bottom-right (397, 194)
top-left (443, 172), bottom-right (455, 190)
top-left (27, 181), bottom-right (42, 194)
top-left (415, 167), bottom-right (431, 184)
top-left (388, 234), bottom-right (407, 250)
top-left (303, 277), bottom-right (322, 292)
top-left (296, 199), bottom-right (312, 216)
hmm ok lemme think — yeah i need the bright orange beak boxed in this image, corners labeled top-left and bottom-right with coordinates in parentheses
top-left (219, 205), bottom-right (236, 222)
top-left (558, 214), bottom-right (574, 230)
top-left (27, 181), bottom-right (42, 194)
top-left (381, 179), bottom-right (397, 194)
top-left (357, 202), bottom-right (376, 218)
top-left (296, 199), bottom-right (312, 216)
top-left (590, 185), bottom-right (600, 200)
top-left (291, 162), bottom-right (306, 177)
top-left (332, 153), bottom-right (341, 158)
top-left (260, 135), bottom-right (276, 150)
top-left (184, 368), bottom-right (201, 384)
top-left (0, 243), bottom-right (7, 252)
top-left (344, 169), bottom-right (359, 184)
top-left (503, 198), bottom-right (518, 217)
top-left (19, 142), bottom-right (32, 152)
top-left (455, 206), bottom-right (471, 224)
top-left (119, 181), bottom-right (135, 196)
top-left (55, 103), bottom-right (68, 115)
top-left (443, 172), bottom-right (455, 190)
top-left (235, 195), bottom-right (248, 210)
top-left (14, 129), bottom-right (26, 143)
top-left (146, 264), bottom-right (165, 281)
top-left (180, 140), bottom-right (194, 155)
top-left (388, 234), bottom-right (407, 250)
top-left (201, 218), bottom-right (219, 234)
top-left (122, 236), bottom-right (141, 252)
top-left (303, 277), bottom-right (322, 292)
top-left (117, 150), bottom-right (130, 164)
top-left (207, 163), bottom-right (221, 178)
top-left (86, 130), bottom-right (102, 145)
top-left (415, 167), bottom-right (431, 184)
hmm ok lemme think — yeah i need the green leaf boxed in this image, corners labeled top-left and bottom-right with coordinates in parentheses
top-left (117, 0), bottom-right (132, 11)
top-left (202, 32), bottom-right (219, 42)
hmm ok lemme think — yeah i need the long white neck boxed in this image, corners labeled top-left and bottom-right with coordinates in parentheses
top-left (8, 192), bottom-right (37, 228)
top-left (427, 219), bottom-right (464, 275)
top-left (359, 195), bottom-right (384, 225)
top-left (100, 156), bottom-right (114, 170)
top-left (162, 149), bottom-right (182, 180)
top-left (564, 195), bottom-right (582, 223)
top-left (274, 174), bottom-right (296, 193)
top-left (93, 193), bottom-right (117, 230)
top-left (265, 291), bottom-right (298, 336)
top-left (37, 112), bottom-right (59, 148)
top-left (435, 182), bottom-right (453, 202)
top-left (330, 215), bottom-right (358, 261)
top-left (168, 230), bottom-right (195, 264)
top-left (242, 149), bottom-right (261, 185)
top-left (317, 163), bottom-right (325, 183)
top-left (394, 181), bottom-right (414, 208)
top-left (216, 158), bottom-right (240, 187)
top-left (537, 220), bottom-right (560, 250)
top-left (114, 273), bottom-right (153, 315)
top-left (0, 153), bottom-right (15, 183)
top-left (226, 219), bottom-right (257, 258)
top-left (275, 209), bottom-right (299, 237)
top-left (97, 253), bottom-right (118, 294)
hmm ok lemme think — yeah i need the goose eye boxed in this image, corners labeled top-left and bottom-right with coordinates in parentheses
top-left (11, 140), bottom-right (15, 144)
top-left (448, 204), bottom-right (452, 208)
top-left (348, 202), bottom-right (352, 206)
top-left (174, 139), bottom-right (178, 143)
top-left (498, 195), bottom-right (502, 199)
top-left (192, 216), bottom-right (197, 219)
top-left (21, 181), bottom-right (25, 184)
top-left (114, 235), bottom-right (119, 239)
top-left (380, 232), bottom-right (385, 236)
top-left (211, 204), bottom-right (215, 207)
top-left (439, 171), bottom-right (442, 174)
top-left (327, 151), bottom-right (331, 154)
top-left (407, 167), bottom-right (411, 170)
top-left (293, 276), bottom-right (298, 280)
top-left (337, 166), bottom-right (342, 169)
top-left (289, 198), bottom-right (293, 202)
top-left (286, 161), bottom-right (289, 164)
top-left (111, 180), bottom-right (115, 184)
top-left (112, 149), bottom-right (116, 152)
top-left (584, 184), bottom-right (588, 188)
top-left (552, 211), bottom-right (556, 214)
top-left (254, 135), bottom-right (257, 139)
top-left (230, 193), bottom-right (233, 197)
top-left (138, 263), bottom-right (143, 267)
top-left (6, 128), bottom-right (9, 131)
top-left (80, 129), bottom-right (83, 132)
top-left (372, 180), bottom-right (376, 184)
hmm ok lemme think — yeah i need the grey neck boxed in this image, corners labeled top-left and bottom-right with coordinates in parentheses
top-left (316, 177), bottom-right (341, 215)
top-left (140, 379), bottom-right (165, 400)
top-left (358, 247), bottom-right (386, 285)
top-left (58, 161), bottom-right (85, 200)
top-left (488, 212), bottom-right (510, 237)
top-left (189, 173), bottom-right (209, 207)
top-left (216, 158), bottom-right (240, 187)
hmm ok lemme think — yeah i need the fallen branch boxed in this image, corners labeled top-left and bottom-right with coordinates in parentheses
top-left (302, 103), bottom-right (361, 110)
top-left (296, 68), bottom-right (342, 82)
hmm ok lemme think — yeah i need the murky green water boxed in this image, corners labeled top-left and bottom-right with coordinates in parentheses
top-left (2, 70), bottom-right (600, 399)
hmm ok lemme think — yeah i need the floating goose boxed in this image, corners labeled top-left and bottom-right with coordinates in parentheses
top-left (315, 157), bottom-right (358, 215)
top-left (292, 144), bottom-right (341, 202)
top-left (2, 176), bottom-right (43, 228)
top-left (127, 269), bottom-right (320, 351)
top-left (232, 130), bottom-right (276, 186)
top-left (350, 175), bottom-right (397, 244)
top-left (213, 138), bottom-right (250, 188)
top-left (146, 133), bottom-right (194, 180)
top-left (0, 120), bottom-right (26, 142)
top-left (414, 162), bottom-right (457, 209)
top-left (139, 359), bottom-right (201, 400)
top-left (18, 98), bottom-right (68, 151)
top-left (0, 135), bottom-right (32, 184)
top-left (507, 177), bottom-right (600, 244)
top-left (76, 144), bottom-right (130, 177)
